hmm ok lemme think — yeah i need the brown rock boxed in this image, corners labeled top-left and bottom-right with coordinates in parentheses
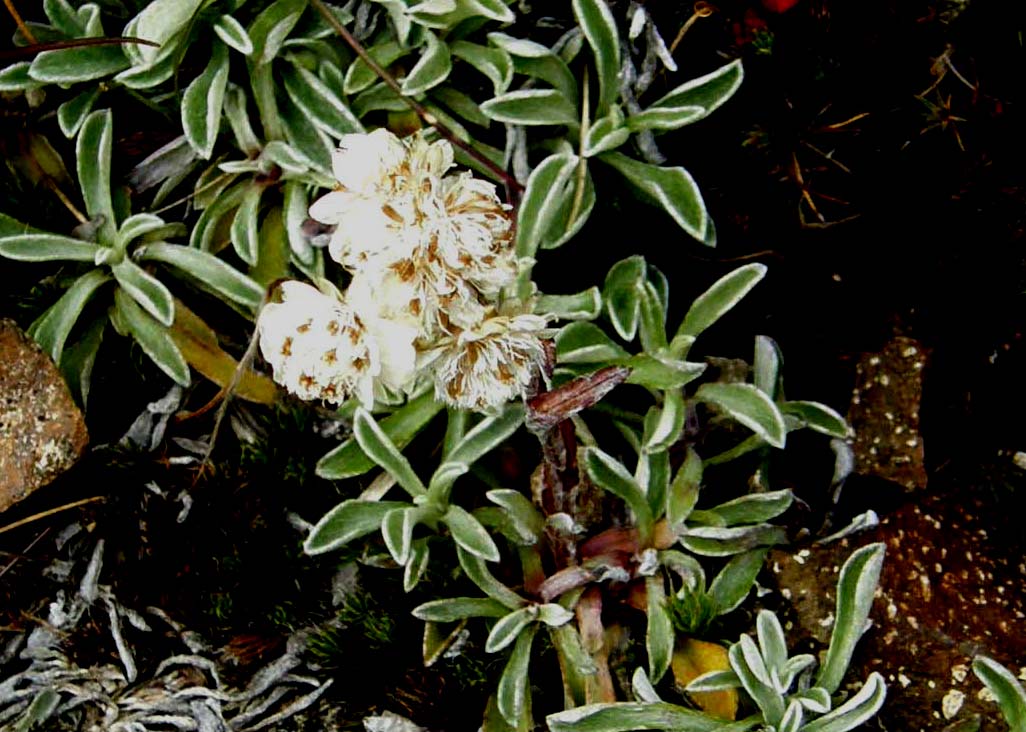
top-left (771, 493), bottom-right (1026, 732)
top-left (0, 319), bottom-right (88, 512)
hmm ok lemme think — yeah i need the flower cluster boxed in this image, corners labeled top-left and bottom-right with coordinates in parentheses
top-left (258, 129), bottom-right (548, 411)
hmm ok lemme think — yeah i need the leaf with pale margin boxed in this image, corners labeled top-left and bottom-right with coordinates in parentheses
top-left (537, 288), bottom-right (602, 321)
top-left (28, 270), bottom-right (110, 363)
top-left (680, 525), bottom-right (787, 557)
top-left (753, 334), bottom-right (782, 399)
top-left (583, 447), bottom-right (653, 534)
top-left (498, 625), bottom-right (536, 726)
top-left (77, 109), bottom-right (116, 243)
top-left (487, 489), bottom-right (544, 540)
top-left (457, 546), bottom-right (525, 609)
top-left (972, 656), bottom-right (1026, 731)
top-left (801, 673), bottom-right (886, 732)
top-left (816, 543), bottom-right (886, 694)
top-left (781, 401), bottom-right (851, 439)
top-left (708, 548), bottom-right (767, 615)
top-left (556, 322), bottom-right (630, 364)
top-left (755, 610), bottom-right (789, 682)
top-left (283, 64), bottom-right (363, 139)
top-left (644, 390), bottom-right (684, 454)
top-left (401, 31), bottom-right (452, 96)
top-left (488, 32), bottom-right (577, 100)
top-left (516, 153), bottom-right (577, 259)
top-left (29, 45), bottom-right (128, 84)
top-left (354, 408), bottom-right (428, 498)
top-left (0, 234), bottom-right (101, 262)
top-left (230, 184), bottom-right (263, 266)
top-left (646, 576), bottom-right (673, 683)
top-left (113, 289), bottom-right (188, 386)
top-left (214, 14), bottom-right (253, 55)
top-left (382, 505), bottom-right (418, 565)
top-left (697, 382), bottom-right (786, 449)
top-left (667, 447), bottom-right (701, 528)
top-left (135, 243), bottom-right (263, 313)
top-left (678, 263), bottom-right (767, 340)
top-left (57, 87), bottom-right (100, 138)
top-left (182, 43), bottom-right (230, 159)
top-left (572, 0), bottom-right (620, 113)
top-left (603, 255), bottom-right (646, 341)
top-left (404, 539), bottom-right (430, 592)
top-left (486, 605), bottom-right (537, 653)
top-left (304, 499), bottom-right (410, 555)
top-left (547, 702), bottom-right (758, 732)
top-left (630, 61), bottom-right (744, 132)
top-left (112, 259), bottom-right (174, 327)
top-left (632, 667), bottom-right (663, 703)
top-left (450, 40), bottom-right (512, 94)
top-left (445, 504), bottom-right (500, 562)
top-left (413, 597), bottom-right (509, 622)
top-left (729, 636), bottom-right (785, 726)
top-left (706, 490), bottom-right (793, 526)
top-left (481, 89), bottom-right (578, 126)
top-left (442, 402), bottom-right (525, 469)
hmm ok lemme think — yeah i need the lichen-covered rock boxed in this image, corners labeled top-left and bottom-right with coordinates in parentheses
top-left (0, 319), bottom-right (88, 512)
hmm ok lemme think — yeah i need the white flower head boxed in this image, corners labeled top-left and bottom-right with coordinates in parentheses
top-left (331, 128), bottom-right (407, 195)
top-left (258, 281), bottom-right (379, 407)
top-left (432, 310), bottom-right (549, 413)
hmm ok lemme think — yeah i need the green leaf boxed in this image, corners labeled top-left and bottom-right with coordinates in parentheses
top-left (136, 244), bottom-right (263, 314)
top-left (481, 89), bottom-right (578, 126)
top-left (59, 315), bottom-right (104, 408)
top-left (647, 60), bottom-right (744, 125)
top-left (282, 64), bottom-right (363, 139)
top-left (667, 447), bottom-right (701, 528)
top-left (113, 288), bottom-right (189, 386)
top-left (583, 447), bottom-right (653, 539)
top-left (816, 543), bottom-right (886, 694)
top-left (28, 269), bottom-right (110, 364)
top-left (572, 0), bottom-right (621, 113)
top-left (111, 259), bottom-right (174, 327)
top-left (537, 287), bottom-right (601, 321)
top-left (113, 29), bottom-right (188, 90)
top-left (680, 525), bottom-right (787, 557)
top-left (972, 657), bottom-right (1026, 731)
top-left (498, 624), bottom-right (536, 726)
top-left (780, 401), bottom-right (851, 439)
top-left (304, 499), bottom-right (410, 554)
top-left (646, 575), bottom-right (674, 683)
top-left (451, 40), bottom-right (512, 94)
top-left (547, 702), bottom-right (754, 732)
top-left (486, 605), bottom-right (537, 653)
top-left (0, 234), bottom-right (101, 262)
top-left (382, 505), bottom-right (420, 565)
top-left (247, 0), bottom-right (308, 66)
top-left (583, 110), bottom-right (630, 157)
top-left (624, 354), bottom-right (706, 390)
top-left (431, 86), bottom-right (491, 128)
top-left (638, 282), bottom-right (668, 354)
top-left (696, 382), bottom-right (787, 449)
top-left (801, 673), bottom-right (886, 732)
top-left (515, 153), bottom-right (578, 259)
top-left (708, 548), bottom-right (768, 615)
top-left (603, 255), bottom-right (646, 341)
top-left (123, 0), bottom-right (203, 65)
top-left (316, 390), bottom-right (443, 479)
top-left (230, 184), bottom-right (263, 266)
top-left (488, 32), bottom-right (577, 101)
top-left (77, 109), bottom-right (116, 244)
top-left (279, 97), bottom-right (333, 174)
top-left (404, 538), bottom-right (431, 591)
top-left (117, 213), bottom-right (168, 246)
top-left (678, 264), bottom-right (767, 340)
top-left (445, 504), bottom-right (500, 562)
top-left (402, 31), bottom-right (452, 95)
top-left (753, 334), bottom-right (782, 399)
top-left (599, 152), bottom-right (709, 243)
top-left (44, 0), bottom-right (84, 35)
top-left (487, 489), bottom-right (544, 541)
top-left (755, 610), bottom-right (788, 678)
top-left (627, 106), bottom-right (705, 133)
top-left (706, 490), bottom-right (793, 526)
top-left (412, 597), bottom-right (510, 622)
top-left (0, 62), bottom-right (34, 92)
top-left (410, 0), bottom-right (514, 28)
top-left (344, 40), bottom-right (408, 94)
top-left (644, 390), bottom-right (685, 453)
top-left (354, 407), bottom-right (428, 498)
top-left (182, 43), bottom-right (230, 159)
top-left (555, 322), bottom-right (630, 364)
top-left (57, 87), bottom-right (100, 138)
top-left (29, 45), bottom-right (128, 83)
top-left (214, 14), bottom-right (254, 55)
top-left (190, 179), bottom-right (247, 251)
top-left (444, 403), bottom-right (525, 468)
top-left (730, 635), bottom-right (785, 725)
top-left (457, 546), bottom-right (525, 609)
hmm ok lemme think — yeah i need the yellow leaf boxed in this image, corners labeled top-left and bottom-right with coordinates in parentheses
top-left (671, 638), bottom-right (737, 720)
top-left (249, 205), bottom-right (291, 287)
top-left (169, 299), bottom-right (278, 405)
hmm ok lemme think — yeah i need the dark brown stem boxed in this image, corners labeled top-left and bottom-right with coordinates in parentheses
top-left (0, 36), bottom-right (160, 62)
top-left (308, 0), bottom-right (523, 194)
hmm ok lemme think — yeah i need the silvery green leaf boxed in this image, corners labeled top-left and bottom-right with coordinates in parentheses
top-left (247, 0), bottom-right (307, 66)
top-left (571, 0), bottom-right (621, 113)
top-left (57, 87), bottom-right (99, 138)
top-left (599, 153), bottom-right (709, 243)
top-left (816, 543), bottom-right (886, 694)
top-left (780, 401), bottom-right (851, 439)
top-left (487, 489), bottom-right (544, 541)
top-left (644, 389), bottom-right (685, 453)
top-left (685, 669), bottom-right (742, 693)
top-left (538, 164), bottom-right (595, 250)
top-left (191, 179), bottom-right (246, 250)
top-left (486, 605), bottom-right (537, 653)
top-left (755, 610), bottom-right (789, 682)
top-left (316, 390), bottom-right (443, 479)
top-left (14, 688), bottom-right (59, 730)
top-left (481, 89), bottom-right (578, 126)
top-left (972, 656), bottom-right (1026, 730)
top-left (624, 354), bottom-right (706, 390)
top-left (304, 499), bottom-right (411, 554)
top-left (113, 289), bottom-right (189, 386)
top-left (680, 525), bottom-right (787, 557)
top-left (283, 64), bottom-right (364, 138)
top-left (60, 315), bottom-right (104, 408)
top-left (632, 667), bottom-right (663, 703)
top-left (0, 234), bottom-right (101, 262)
top-left (123, 0), bottom-right (203, 65)
top-left (639, 447), bottom-right (669, 515)
top-left (666, 447), bottom-right (701, 528)
top-left (697, 382), bottom-right (787, 449)
top-left (230, 184), bottom-right (263, 266)
top-left (354, 408), bottom-right (428, 498)
top-left (555, 322), bottom-right (630, 364)
top-left (627, 106), bottom-right (706, 133)
top-left (113, 28), bottom-right (187, 89)
top-left (730, 636), bottom-right (785, 726)
top-left (404, 538), bottom-right (430, 591)
top-left (678, 263), bottom-right (767, 340)
top-left (498, 625), bottom-right (536, 726)
top-left (77, 109), bottom-right (116, 243)
top-left (583, 109), bottom-right (630, 157)
top-left (261, 140), bottom-right (308, 175)
top-left (413, 597), bottom-right (509, 622)
top-left (431, 87), bottom-right (490, 128)
top-left (646, 575), bottom-right (673, 683)
top-left (117, 213), bottom-right (165, 245)
top-left (706, 490), bottom-right (793, 526)
top-left (410, 0), bottom-right (514, 28)
top-left (182, 43), bottom-right (228, 158)
top-left (136, 243), bottom-right (262, 312)
top-left (29, 45), bottom-right (128, 83)
top-left (382, 506), bottom-right (418, 565)
top-left (112, 259), bottom-right (174, 327)
top-left (583, 447), bottom-right (653, 533)
top-left (779, 700), bottom-right (803, 732)
top-left (28, 270), bottom-right (110, 363)
top-left (753, 334), bottom-right (782, 399)
top-left (797, 686), bottom-right (832, 714)
top-left (550, 623), bottom-right (599, 679)
top-left (0, 62), bottom-right (34, 92)
top-left (547, 702), bottom-right (754, 732)
top-left (637, 281), bottom-right (668, 353)
top-left (603, 255), bottom-right (645, 341)
top-left (44, 0), bottom-right (84, 34)
top-left (648, 60), bottom-right (744, 124)
top-left (537, 287), bottom-right (602, 321)
top-left (515, 152), bottom-right (577, 259)
top-left (214, 14), bottom-right (254, 55)
top-left (780, 655), bottom-right (817, 691)
top-left (659, 549), bottom-right (705, 591)
top-left (708, 548), bottom-right (767, 615)
top-left (344, 40), bottom-right (408, 94)
top-left (224, 83), bottom-right (262, 156)
top-left (445, 504), bottom-right (500, 562)
top-left (451, 40), bottom-right (513, 94)
top-left (457, 546), bottom-right (525, 609)
top-left (401, 31), bottom-right (452, 95)
top-left (427, 461), bottom-right (469, 496)
top-left (537, 603), bottom-right (574, 627)
top-left (279, 98), bottom-right (333, 174)
top-left (801, 673), bottom-right (886, 732)
top-left (444, 403), bottom-right (525, 468)
top-left (283, 181), bottom-right (314, 265)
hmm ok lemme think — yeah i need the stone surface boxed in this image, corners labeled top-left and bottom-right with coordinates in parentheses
top-left (770, 492), bottom-right (1026, 732)
top-left (0, 319), bottom-right (88, 513)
